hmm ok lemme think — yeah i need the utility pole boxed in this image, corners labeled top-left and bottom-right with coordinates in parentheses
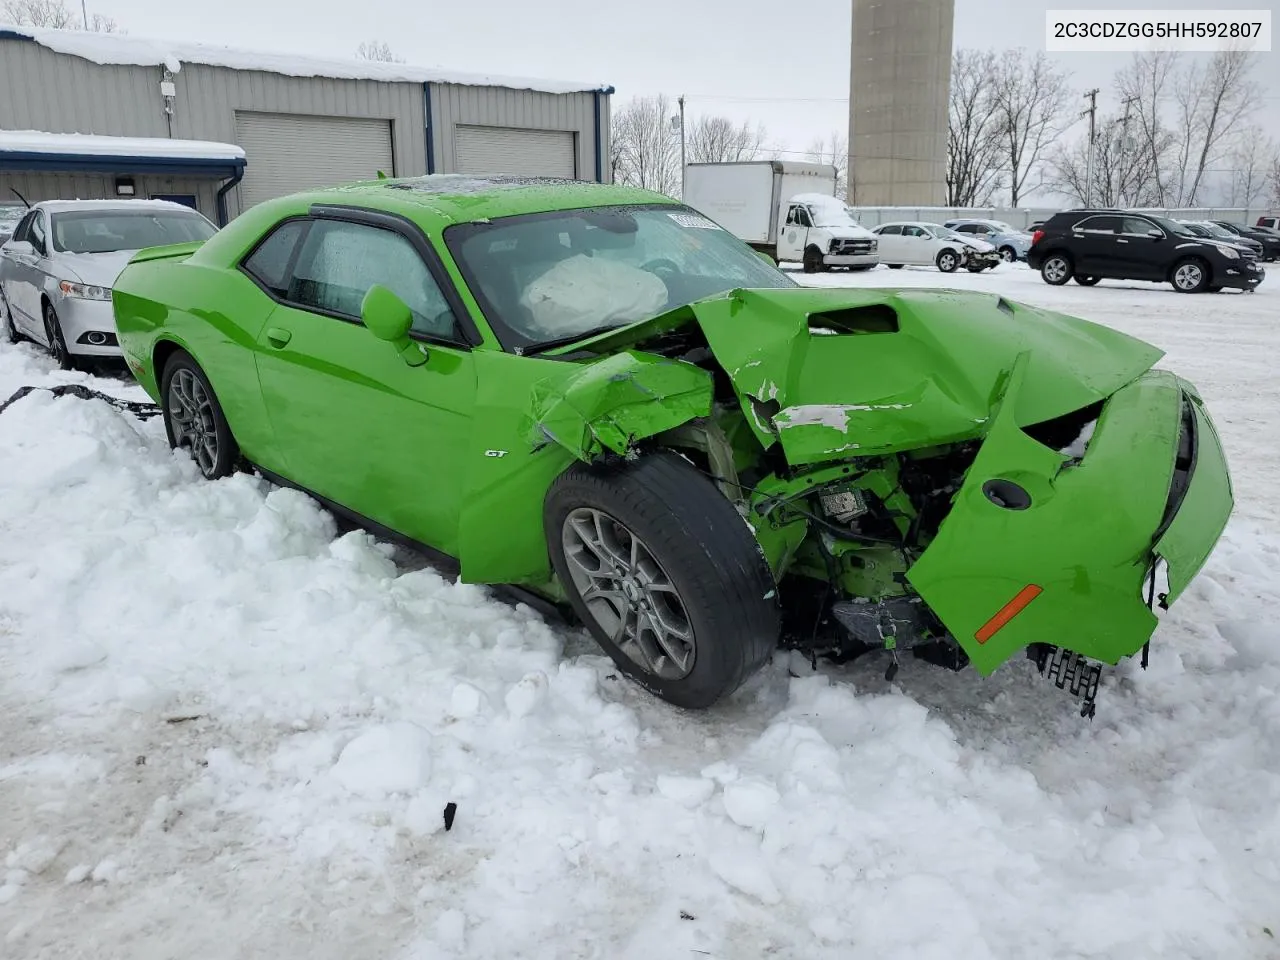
top-left (1082, 88), bottom-right (1100, 207)
top-left (678, 94), bottom-right (687, 199)
top-left (81, 0), bottom-right (89, 29)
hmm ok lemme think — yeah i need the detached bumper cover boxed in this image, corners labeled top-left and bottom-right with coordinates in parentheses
top-left (907, 361), bottom-right (1233, 675)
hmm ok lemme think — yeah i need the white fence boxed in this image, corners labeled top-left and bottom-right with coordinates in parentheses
top-left (845, 206), bottom-right (1277, 230)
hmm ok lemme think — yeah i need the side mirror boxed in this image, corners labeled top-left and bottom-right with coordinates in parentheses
top-left (4, 239), bottom-right (33, 256)
top-left (1147, 229), bottom-right (1163, 240)
top-left (361, 284), bottom-right (426, 367)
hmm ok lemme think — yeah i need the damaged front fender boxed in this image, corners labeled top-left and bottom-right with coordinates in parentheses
top-left (528, 351), bottom-right (714, 461)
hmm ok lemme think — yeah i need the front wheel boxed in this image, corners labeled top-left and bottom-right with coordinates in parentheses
top-left (160, 351), bottom-right (240, 479)
top-left (999, 246), bottom-right (1017, 263)
top-left (1171, 258), bottom-right (1209, 293)
top-left (936, 249), bottom-right (960, 273)
top-left (1040, 253), bottom-right (1073, 285)
top-left (43, 302), bottom-right (74, 370)
top-left (802, 246), bottom-right (825, 274)
top-left (887, 264), bottom-right (904, 270)
top-left (1074, 275), bottom-right (1100, 286)
top-left (545, 453), bottom-right (780, 709)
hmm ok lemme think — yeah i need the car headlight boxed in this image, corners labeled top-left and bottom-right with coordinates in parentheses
top-left (869, 239), bottom-right (878, 251)
top-left (58, 280), bottom-right (112, 301)
top-left (1218, 245), bottom-right (1239, 260)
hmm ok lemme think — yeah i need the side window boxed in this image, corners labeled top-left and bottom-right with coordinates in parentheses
top-left (878, 224), bottom-right (902, 236)
top-left (785, 206), bottom-right (799, 226)
top-left (287, 219), bottom-right (458, 340)
top-left (957, 224), bottom-right (979, 234)
top-left (903, 226), bottom-right (922, 238)
top-left (795, 207), bottom-right (813, 228)
top-left (11, 212), bottom-right (32, 243)
top-left (1122, 217), bottom-right (1156, 236)
top-left (29, 213), bottom-right (47, 255)
top-left (243, 219), bottom-right (308, 297)
top-left (1077, 216), bottom-right (1120, 234)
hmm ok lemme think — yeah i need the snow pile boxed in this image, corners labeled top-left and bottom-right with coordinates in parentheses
top-left (2, 270), bottom-right (1280, 957)
top-left (2, 23), bottom-right (610, 94)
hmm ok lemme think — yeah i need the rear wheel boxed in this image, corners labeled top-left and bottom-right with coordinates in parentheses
top-left (43, 302), bottom-right (74, 370)
top-left (1171, 258), bottom-right (1209, 293)
top-left (936, 249), bottom-right (960, 273)
top-left (999, 246), bottom-right (1017, 263)
top-left (887, 264), bottom-right (904, 270)
top-left (160, 351), bottom-right (240, 480)
top-left (1074, 275), bottom-right (1100, 286)
top-left (1040, 253), bottom-right (1073, 285)
top-left (545, 452), bottom-right (780, 709)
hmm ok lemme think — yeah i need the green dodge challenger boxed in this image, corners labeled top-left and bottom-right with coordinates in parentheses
top-left (111, 176), bottom-right (1233, 716)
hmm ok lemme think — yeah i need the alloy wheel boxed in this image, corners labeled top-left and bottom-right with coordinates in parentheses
top-left (167, 368), bottom-right (221, 477)
top-left (44, 312), bottom-right (69, 368)
top-left (1043, 257), bottom-right (1069, 283)
top-left (1174, 263), bottom-right (1203, 290)
top-left (1001, 247), bottom-right (1016, 262)
top-left (561, 507), bottom-right (695, 681)
top-left (939, 252), bottom-right (957, 271)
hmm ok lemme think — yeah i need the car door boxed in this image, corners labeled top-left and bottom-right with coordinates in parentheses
top-left (778, 203), bottom-right (810, 261)
top-left (1117, 216), bottom-right (1166, 280)
top-left (1069, 215), bottom-right (1123, 276)
top-left (900, 225), bottom-right (933, 264)
top-left (249, 209), bottom-right (478, 557)
top-left (1, 211), bottom-right (42, 334)
top-left (873, 224), bottom-right (903, 261)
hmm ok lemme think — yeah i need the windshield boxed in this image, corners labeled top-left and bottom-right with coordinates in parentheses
top-left (51, 209), bottom-right (216, 254)
top-left (808, 203), bottom-right (860, 228)
top-left (1198, 222), bottom-right (1239, 240)
top-left (445, 204), bottom-right (795, 351)
top-left (1178, 222), bottom-right (1211, 237)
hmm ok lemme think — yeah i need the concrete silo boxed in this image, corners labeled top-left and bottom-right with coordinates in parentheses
top-left (849, 0), bottom-right (955, 205)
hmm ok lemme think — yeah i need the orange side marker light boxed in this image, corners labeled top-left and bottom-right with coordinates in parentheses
top-left (975, 585), bottom-right (1043, 644)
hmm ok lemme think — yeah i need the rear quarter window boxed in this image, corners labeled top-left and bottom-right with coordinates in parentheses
top-left (243, 220), bottom-right (307, 296)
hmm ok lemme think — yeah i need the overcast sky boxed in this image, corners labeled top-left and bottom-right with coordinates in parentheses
top-left (87, 0), bottom-right (1280, 172)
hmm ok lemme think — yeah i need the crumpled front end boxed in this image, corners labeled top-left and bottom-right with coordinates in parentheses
top-left (906, 358), bottom-right (1233, 676)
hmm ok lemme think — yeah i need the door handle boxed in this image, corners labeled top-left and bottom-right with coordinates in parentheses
top-left (1116, 239), bottom-right (1129, 244)
top-left (265, 327), bottom-right (292, 348)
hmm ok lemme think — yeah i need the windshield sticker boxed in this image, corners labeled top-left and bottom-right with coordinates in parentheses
top-left (668, 213), bottom-right (722, 230)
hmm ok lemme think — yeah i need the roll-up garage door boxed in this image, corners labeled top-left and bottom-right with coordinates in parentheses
top-left (454, 125), bottom-right (576, 178)
top-left (234, 112), bottom-right (394, 209)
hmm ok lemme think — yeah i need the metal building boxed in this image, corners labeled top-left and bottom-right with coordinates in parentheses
top-left (848, 0), bottom-right (954, 206)
top-left (0, 25), bottom-right (613, 224)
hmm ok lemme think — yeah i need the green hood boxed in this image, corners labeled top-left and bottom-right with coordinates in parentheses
top-left (560, 286), bottom-right (1164, 466)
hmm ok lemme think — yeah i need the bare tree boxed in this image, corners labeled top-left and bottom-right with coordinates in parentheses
top-left (1050, 114), bottom-right (1165, 208)
top-left (686, 115), bottom-right (767, 165)
top-left (805, 132), bottom-right (851, 202)
top-left (1269, 154), bottom-right (1280, 207)
top-left (1172, 49), bottom-right (1260, 205)
top-left (356, 40), bottom-right (402, 63)
top-left (1224, 128), bottom-right (1277, 208)
top-left (3, 0), bottom-right (117, 30)
top-left (1114, 51), bottom-right (1180, 204)
top-left (990, 49), bottom-right (1074, 205)
top-left (946, 49), bottom-right (1004, 206)
top-left (611, 95), bottom-right (682, 198)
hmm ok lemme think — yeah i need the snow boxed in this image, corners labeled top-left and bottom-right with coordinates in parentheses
top-left (2, 263), bottom-right (1280, 957)
top-left (0, 129), bottom-right (245, 161)
top-left (4, 23), bottom-right (610, 94)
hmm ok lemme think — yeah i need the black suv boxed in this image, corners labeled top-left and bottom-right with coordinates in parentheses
top-left (1028, 210), bottom-right (1265, 293)
top-left (1209, 220), bottom-right (1280, 261)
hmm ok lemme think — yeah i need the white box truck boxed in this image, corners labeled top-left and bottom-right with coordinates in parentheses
top-left (682, 160), bottom-right (879, 272)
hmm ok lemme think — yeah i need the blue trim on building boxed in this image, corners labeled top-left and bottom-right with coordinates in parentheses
top-left (0, 151), bottom-right (246, 178)
top-left (0, 28), bottom-right (34, 41)
top-left (423, 83), bottom-right (436, 175)
top-left (593, 91), bottom-right (603, 183)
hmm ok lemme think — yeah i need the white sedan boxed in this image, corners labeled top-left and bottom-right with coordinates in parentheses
top-left (870, 221), bottom-right (1000, 273)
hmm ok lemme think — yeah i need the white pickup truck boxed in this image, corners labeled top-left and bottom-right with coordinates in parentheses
top-left (683, 161), bottom-right (879, 272)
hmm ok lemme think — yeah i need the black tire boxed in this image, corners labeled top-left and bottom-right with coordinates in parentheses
top-left (1040, 252), bottom-right (1073, 285)
top-left (159, 351), bottom-right (240, 480)
top-left (1, 294), bottom-right (17, 345)
top-left (887, 264), bottom-right (904, 270)
top-left (999, 246), bottom-right (1017, 263)
top-left (1207, 285), bottom-right (1224, 293)
top-left (1170, 257), bottom-right (1210, 293)
top-left (936, 248), bottom-right (960, 273)
top-left (1074, 275), bottom-right (1101, 286)
top-left (545, 452), bottom-right (780, 709)
top-left (43, 301), bottom-right (74, 370)
top-left (802, 246), bottom-right (825, 274)
top-left (966, 263), bottom-right (987, 273)
top-left (849, 265), bottom-right (874, 272)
